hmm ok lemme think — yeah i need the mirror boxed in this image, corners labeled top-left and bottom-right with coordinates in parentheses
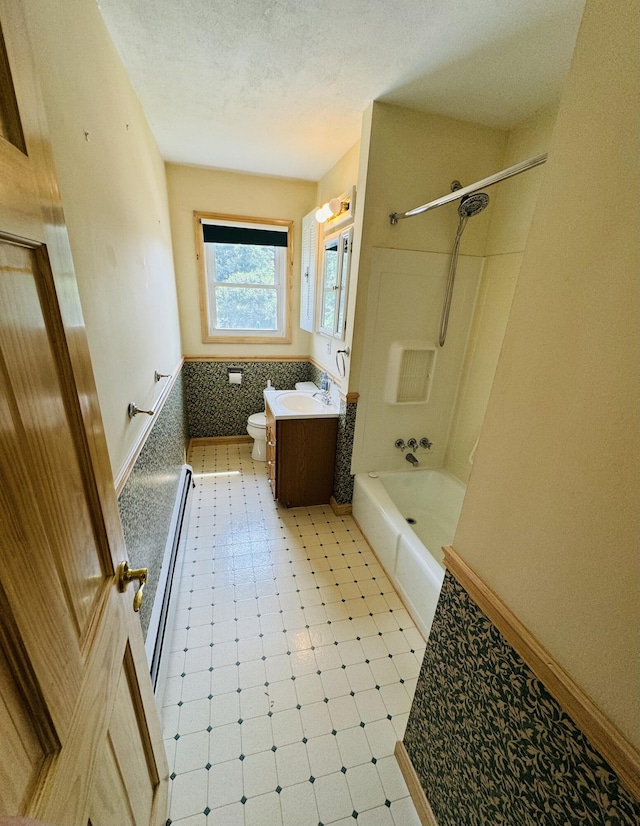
top-left (319, 226), bottom-right (352, 339)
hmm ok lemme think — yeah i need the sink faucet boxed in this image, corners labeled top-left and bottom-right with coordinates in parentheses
top-left (405, 453), bottom-right (419, 466)
top-left (313, 391), bottom-right (332, 405)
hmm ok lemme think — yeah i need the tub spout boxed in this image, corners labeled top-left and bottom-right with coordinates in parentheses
top-left (405, 453), bottom-right (419, 466)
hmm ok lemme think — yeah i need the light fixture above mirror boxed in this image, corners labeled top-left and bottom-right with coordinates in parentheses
top-left (315, 187), bottom-right (355, 225)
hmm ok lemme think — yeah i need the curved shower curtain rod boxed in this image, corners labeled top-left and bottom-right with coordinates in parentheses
top-left (389, 153), bottom-right (548, 225)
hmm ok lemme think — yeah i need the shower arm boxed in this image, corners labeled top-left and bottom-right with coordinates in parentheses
top-left (389, 153), bottom-right (547, 224)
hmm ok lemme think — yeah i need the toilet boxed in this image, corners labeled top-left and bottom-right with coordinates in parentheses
top-left (246, 412), bottom-right (267, 461)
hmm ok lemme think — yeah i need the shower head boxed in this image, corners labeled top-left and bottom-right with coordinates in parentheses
top-left (458, 191), bottom-right (489, 217)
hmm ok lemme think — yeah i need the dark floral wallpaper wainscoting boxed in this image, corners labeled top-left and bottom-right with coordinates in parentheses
top-left (183, 360), bottom-right (313, 438)
top-left (404, 572), bottom-right (640, 826)
top-left (118, 373), bottom-right (189, 638)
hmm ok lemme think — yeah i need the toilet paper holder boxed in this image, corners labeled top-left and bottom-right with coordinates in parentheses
top-left (228, 366), bottom-right (243, 385)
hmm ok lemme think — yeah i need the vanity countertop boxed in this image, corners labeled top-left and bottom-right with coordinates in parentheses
top-left (264, 390), bottom-right (340, 420)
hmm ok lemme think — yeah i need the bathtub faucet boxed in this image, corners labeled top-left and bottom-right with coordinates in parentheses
top-left (405, 453), bottom-right (419, 467)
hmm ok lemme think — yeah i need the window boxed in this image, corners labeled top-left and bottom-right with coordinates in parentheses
top-left (196, 212), bottom-right (293, 343)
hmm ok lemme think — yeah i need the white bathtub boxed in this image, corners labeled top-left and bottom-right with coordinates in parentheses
top-left (352, 469), bottom-right (466, 638)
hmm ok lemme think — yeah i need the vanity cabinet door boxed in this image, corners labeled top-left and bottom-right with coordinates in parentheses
top-left (275, 417), bottom-right (338, 507)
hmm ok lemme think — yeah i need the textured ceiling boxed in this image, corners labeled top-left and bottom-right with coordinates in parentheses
top-left (96, 0), bottom-right (585, 181)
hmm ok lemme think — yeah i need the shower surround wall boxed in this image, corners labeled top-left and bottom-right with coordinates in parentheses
top-left (353, 247), bottom-right (483, 473)
top-left (349, 103), bottom-right (507, 475)
top-left (444, 107), bottom-right (557, 483)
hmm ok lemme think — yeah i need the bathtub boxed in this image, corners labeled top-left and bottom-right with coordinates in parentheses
top-left (352, 469), bottom-right (466, 638)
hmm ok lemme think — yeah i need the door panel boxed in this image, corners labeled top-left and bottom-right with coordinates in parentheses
top-left (0, 3), bottom-right (168, 824)
top-left (106, 649), bottom-right (158, 825)
top-left (0, 639), bottom-right (45, 814)
top-left (89, 737), bottom-right (137, 826)
top-left (0, 241), bottom-right (105, 636)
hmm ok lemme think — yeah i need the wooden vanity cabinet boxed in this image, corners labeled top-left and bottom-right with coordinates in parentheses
top-left (265, 399), bottom-right (338, 507)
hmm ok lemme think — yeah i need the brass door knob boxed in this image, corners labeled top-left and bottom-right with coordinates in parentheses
top-left (116, 561), bottom-right (148, 612)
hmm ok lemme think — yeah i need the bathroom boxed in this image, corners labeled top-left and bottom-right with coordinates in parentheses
top-left (7, 1), bottom-right (638, 824)
top-left (120, 102), bottom-right (554, 644)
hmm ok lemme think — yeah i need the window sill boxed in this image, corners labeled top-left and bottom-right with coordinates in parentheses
top-left (202, 334), bottom-right (292, 345)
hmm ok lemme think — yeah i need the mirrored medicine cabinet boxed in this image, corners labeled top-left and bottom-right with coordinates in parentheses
top-left (318, 225), bottom-right (352, 340)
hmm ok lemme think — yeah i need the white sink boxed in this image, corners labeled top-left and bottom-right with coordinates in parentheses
top-left (276, 392), bottom-right (326, 414)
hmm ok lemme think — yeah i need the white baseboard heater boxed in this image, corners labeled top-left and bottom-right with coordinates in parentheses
top-left (145, 463), bottom-right (194, 693)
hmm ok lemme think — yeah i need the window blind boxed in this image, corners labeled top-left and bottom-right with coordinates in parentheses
top-left (202, 224), bottom-right (288, 247)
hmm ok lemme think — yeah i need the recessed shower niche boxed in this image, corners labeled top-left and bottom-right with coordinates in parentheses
top-left (385, 341), bottom-right (437, 404)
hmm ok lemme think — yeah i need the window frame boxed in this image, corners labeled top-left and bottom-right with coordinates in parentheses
top-left (195, 211), bottom-right (293, 344)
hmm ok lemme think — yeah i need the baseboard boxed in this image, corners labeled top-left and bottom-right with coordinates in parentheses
top-left (189, 435), bottom-right (252, 449)
top-left (330, 496), bottom-right (352, 515)
top-left (394, 741), bottom-right (438, 826)
top-left (183, 355), bottom-right (310, 362)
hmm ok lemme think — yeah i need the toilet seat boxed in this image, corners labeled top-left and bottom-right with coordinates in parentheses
top-left (248, 412), bottom-right (266, 429)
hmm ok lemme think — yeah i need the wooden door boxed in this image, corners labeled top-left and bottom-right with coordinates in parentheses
top-left (0, 4), bottom-right (167, 825)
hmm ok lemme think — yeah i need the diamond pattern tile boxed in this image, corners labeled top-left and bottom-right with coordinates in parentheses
top-left (162, 443), bottom-right (424, 824)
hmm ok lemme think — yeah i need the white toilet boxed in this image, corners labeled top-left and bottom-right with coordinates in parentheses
top-left (246, 412), bottom-right (267, 461)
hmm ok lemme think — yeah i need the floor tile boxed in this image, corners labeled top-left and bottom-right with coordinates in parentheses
top-left (208, 801), bottom-right (244, 825)
top-left (306, 733), bottom-right (342, 778)
top-left (294, 672), bottom-right (324, 705)
top-left (271, 708), bottom-right (303, 746)
top-left (346, 761), bottom-right (386, 812)
top-left (275, 740), bottom-right (311, 787)
top-left (300, 701), bottom-right (332, 739)
top-left (169, 768), bottom-right (208, 821)
top-left (335, 726), bottom-right (373, 768)
top-left (313, 771), bottom-right (353, 823)
top-left (242, 749), bottom-right (277, 797)
top-left (280, 780), bottom-right (318, 826)
top-left (209, 722), bottom-right (241, 765)
top-left (242, 715), bottom-right (274, 755)
top-left (244, 791), bottom-right (282, 826)
top-left (376, 755), bottom-right (410, 801)
top-left (358, 805), bottom-right (394, 826)
top-left (265, 679), bottom-right (298, 713)
top-left (162, 444), bottom-right (423, 826)
top-left (174, 730), bottom-right (209, 774)
top-left (207, 758), bottom-right (243, 809)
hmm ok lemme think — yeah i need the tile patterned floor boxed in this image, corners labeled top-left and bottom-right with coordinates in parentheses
top-left (161, 443), bottom-right (425, 826)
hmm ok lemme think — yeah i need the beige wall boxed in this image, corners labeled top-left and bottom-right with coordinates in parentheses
top-left (311, 142), bottom-right (360, 381)
top-left (166, 164), bottom-right (316, 358)
top-left (445, 108), bottom-right (557, 482)
top-left (24, 0), bottom-right (182, 478)
top-left (350, 103), bottom-right (507, 472)
top-left (454, 0), bottom-right (639, 748)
